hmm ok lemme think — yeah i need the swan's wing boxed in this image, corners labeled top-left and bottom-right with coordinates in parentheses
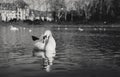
top-left (32, 36), bottom-right (39, 41)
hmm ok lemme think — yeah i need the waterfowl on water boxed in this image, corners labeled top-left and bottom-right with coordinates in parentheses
top-left (29, 29), bottom-right (32, 32)
top-left (32, 30), bottom-right (56, 66)
top-left (65, 27), bottom-right (68, 30)
top-left (43, 30), bottom-right (56, 65)
top-left (10, 25), bottom-right (19, 31)
top-left (58, 27), bottom-right (60, 30)
top-left (23, 27), bottom-right (26, 30)
top-left (78, 27), bottom-right (84, 31)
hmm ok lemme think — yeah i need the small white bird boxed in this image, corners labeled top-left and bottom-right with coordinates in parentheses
top-left (104, 21), bottom-right (107, 24)
top-left (104, 28), bottom-right (106, 31)
top-left (23, 27), bottom-right (26, 30)
top-left (78, 27), bottom-right (84, 31)
top-left (58, 27), bottom-right (60, 30)
top-left (94, 28), bottom-right (97, 31)
top-left (99, 28), bottom-right (102, 31)
top-left (65, 27), bottom-right (68, 30)
top-left (10, 25), bottom-right (19, 31)
top-left (29, 29), bottom-right (32, 32)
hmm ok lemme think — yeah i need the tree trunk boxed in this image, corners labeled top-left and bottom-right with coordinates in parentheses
top-left (65, 11), bottom-right (67, 21)
top-left (71, 12), bottom-right (73, 21)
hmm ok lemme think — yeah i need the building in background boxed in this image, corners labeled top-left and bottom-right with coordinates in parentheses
top-left (0, 1), bottom-right (30, 22)
top-left (0, 0), bottom-right (55, 22)
top-left (16, 7), bottom-right (30, 21)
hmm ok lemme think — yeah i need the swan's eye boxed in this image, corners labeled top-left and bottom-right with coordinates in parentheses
top-left (43, 35), bottom-right (47, 39)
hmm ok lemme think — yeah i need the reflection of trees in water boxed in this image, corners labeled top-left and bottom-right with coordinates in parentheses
top-left (71, 33), bottom-right (90, 48)
top-left (2, 26), bottom-right (17, 46)
top-left (2, 26), bottom-right (24, 46)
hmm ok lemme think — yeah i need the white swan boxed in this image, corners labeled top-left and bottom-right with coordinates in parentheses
top-left (43, 30), bottom-right (56, 65)
top-left (32, 30), bottom-right (56, 66)
top-left (10, 25), bottom-right (19, 31)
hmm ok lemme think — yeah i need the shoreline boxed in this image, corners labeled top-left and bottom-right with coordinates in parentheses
top-left (0, 21), bottom-right (120, 28)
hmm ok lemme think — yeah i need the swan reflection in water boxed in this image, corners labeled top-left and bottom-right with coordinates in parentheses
top-left (32, 30), bottom-right (56, 72)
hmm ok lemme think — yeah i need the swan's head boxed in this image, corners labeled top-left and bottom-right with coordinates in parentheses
top-left (43, 30), bottom-right (52, 39)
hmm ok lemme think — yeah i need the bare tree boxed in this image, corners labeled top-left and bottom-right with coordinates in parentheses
top-left (14, 0), bottom-right (28, 9)
top-left (49, 0), bottom-right (66, 21)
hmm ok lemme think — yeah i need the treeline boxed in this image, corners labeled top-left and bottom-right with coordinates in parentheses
top-left (4, 0), bottom-right (120, 23)
top-left (46, 0), bottom-right (120, 23)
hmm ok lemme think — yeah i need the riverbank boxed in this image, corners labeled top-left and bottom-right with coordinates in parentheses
top-left (1, 21), bottom-right (120, 28)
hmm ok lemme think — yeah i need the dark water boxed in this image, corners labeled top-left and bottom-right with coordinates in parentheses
top-left (0, 25), bottom-right (120, 77)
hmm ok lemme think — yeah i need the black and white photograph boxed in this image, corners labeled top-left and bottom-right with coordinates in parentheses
top-left (0, 0), bottom-right (120, 77)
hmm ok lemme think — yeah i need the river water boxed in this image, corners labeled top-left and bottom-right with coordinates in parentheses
top-left (0, 24), bottom-right (120, 77)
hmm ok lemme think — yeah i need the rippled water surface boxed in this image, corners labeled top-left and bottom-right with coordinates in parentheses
top-left (0, 25), bottom-right (120, 77)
